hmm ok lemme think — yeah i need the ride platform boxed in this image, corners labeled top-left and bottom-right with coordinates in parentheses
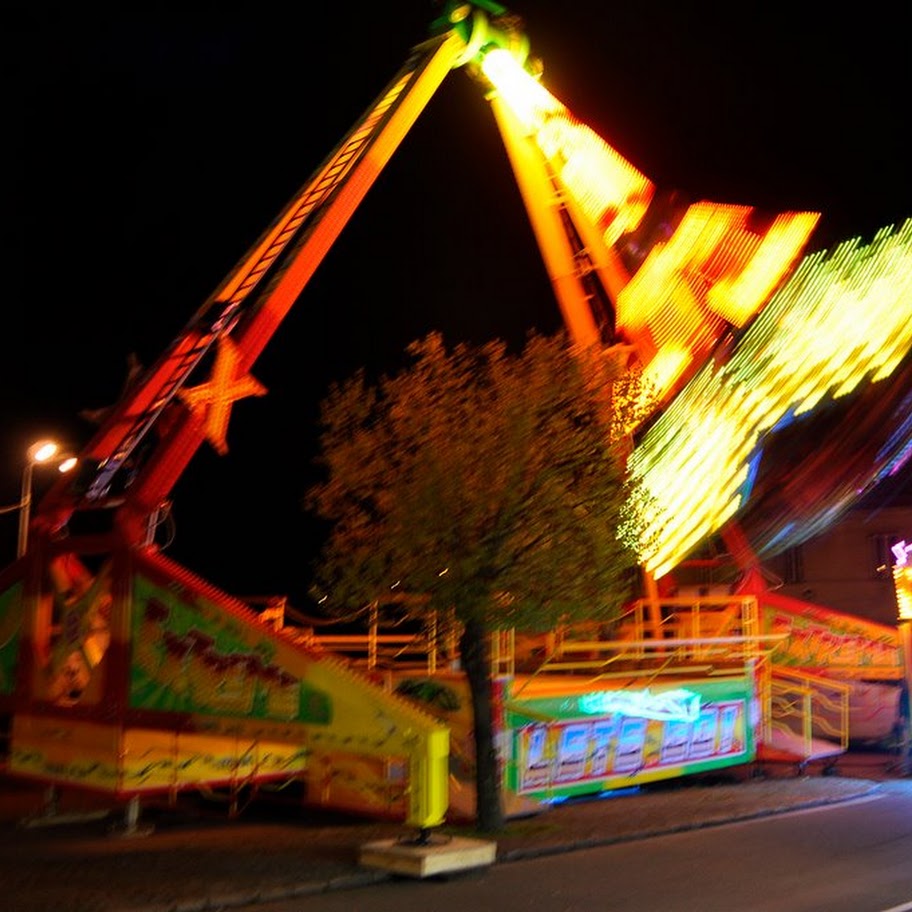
top-left (756, 729), bottom-right (846, 773)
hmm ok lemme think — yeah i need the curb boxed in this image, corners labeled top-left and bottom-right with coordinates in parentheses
top-left (498, 785), bottom-right (883, 862)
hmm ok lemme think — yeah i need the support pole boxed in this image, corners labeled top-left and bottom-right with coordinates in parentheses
top-left (642, 568), bottom-right (663, 641)
top-left (109, 795), bottom-right (154, 838)
top-left (898, 621), bottom-right (912, 775)
top-left (16, 462), bottom-right (34, 559)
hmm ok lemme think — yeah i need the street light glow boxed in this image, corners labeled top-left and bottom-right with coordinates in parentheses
top-left (16, 438), bottom-right (77, 559)
top-left (29, 440), bottom-right (59, 464)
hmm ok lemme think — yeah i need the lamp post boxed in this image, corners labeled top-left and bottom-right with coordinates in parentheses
top-left (16, 440), bottom-right (76, 559)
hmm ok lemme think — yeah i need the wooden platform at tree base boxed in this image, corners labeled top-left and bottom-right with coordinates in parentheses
top-left (359, 834), bottom-right (497, 878)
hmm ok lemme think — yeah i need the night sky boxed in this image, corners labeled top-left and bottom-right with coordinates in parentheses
top-left (3, 2), bottom-right (910, 607)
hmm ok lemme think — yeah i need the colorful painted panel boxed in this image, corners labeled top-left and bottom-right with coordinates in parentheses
top-left (761, 602), bottom-right (900, 671)
top-left (11, 714), bottom-right (122, 790)
top-left (130, 576), bottom-right (331, 724)
top-left (302, 751), bottom-right (409, 821)
top-left (42, 558), bottom-right (112, 706)
top-left (507, 679), bottom-right (752, 798)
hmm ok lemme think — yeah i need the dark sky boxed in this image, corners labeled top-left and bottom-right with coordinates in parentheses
top-left (3, 2), bottom-right (910, 606)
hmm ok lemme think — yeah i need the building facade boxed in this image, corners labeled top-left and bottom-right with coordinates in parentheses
top-left (765, 506), bottom-right (912, 627)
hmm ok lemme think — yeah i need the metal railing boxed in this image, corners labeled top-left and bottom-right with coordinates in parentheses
top-left (252, 591), bottom-right (852, 763)
top-left (763, 665), bottom-right (852, 755)
top-left (513, 595), bottom-right (776, 680)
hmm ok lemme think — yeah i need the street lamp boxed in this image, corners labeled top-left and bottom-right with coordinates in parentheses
top-left (17, 440), bottom-right (76, 559)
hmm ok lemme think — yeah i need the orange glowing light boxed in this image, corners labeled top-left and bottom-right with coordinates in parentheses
top-left (179, 337), bottom-right (267, 455)
top-left (481, 48), bottom-right (654, 247)
top-left (481, 46), bottom-right (818, 410)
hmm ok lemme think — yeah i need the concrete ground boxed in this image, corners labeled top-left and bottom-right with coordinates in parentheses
top-left (0, 750), bottom-right (900, 912)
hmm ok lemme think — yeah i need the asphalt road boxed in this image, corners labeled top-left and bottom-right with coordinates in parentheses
top-left (0, 751), bottom-right (901, 912)
top-left (243, 784), bottom-right (912, 912)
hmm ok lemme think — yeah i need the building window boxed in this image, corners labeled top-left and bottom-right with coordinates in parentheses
top-left (783, 545), bottom-right (804, 584)
top-left (871, 533), bottom-right (901, 578)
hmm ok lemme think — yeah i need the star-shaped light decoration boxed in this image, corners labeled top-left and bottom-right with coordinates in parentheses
top-left (179, 337), bottom-right (267, 455)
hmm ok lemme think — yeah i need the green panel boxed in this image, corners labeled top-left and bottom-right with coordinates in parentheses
top-left (0, 582), bottom-right (23, 695)
top-left (504, 678), bottom-right (755, 799)
top-left (130, 575), bottom-right (331, 724)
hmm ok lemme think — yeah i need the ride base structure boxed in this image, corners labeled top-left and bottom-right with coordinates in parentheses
top-left (3, 1), bottom-right (912, 836)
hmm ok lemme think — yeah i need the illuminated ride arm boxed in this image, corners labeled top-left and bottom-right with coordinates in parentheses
top-left (476, 46), bottom-right (818, 409)
top-left (34, 0), bottom-right (912, 613)
top-left (475, 40), bottom-right (912, 582)
top-left (34, 3), bottom-right (532, 551)
top-left (23, 1), bottom-right (541, 836)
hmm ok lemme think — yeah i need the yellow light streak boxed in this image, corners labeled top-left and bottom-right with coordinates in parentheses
top-left (481, 46), bottom-right (912, 578)
top-left (631, 220), bottom-right (912, 576)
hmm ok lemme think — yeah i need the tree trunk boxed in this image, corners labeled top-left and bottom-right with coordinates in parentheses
top-left (459, 616), bottom-right (504, 832)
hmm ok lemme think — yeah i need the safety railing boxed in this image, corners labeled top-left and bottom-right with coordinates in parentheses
top-left (294, 610), bottom-right (459, 675)
top-left (254, 592), bottom-right (786, 689)
top-left (510, 595), bottom-right (774, 680)
top-left (763, 666), bottom-right (852, 755)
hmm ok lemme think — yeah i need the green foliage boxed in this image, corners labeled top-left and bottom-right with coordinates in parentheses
top-left (395, 678), bottom-right (462, 712)
top-left (306, 330), bottom-right (645, 634)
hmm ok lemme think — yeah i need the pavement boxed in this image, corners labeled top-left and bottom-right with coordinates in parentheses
top-left (0, 750), bottom-right (902, 912)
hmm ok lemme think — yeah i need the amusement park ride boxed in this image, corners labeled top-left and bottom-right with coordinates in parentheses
top-left (3, 0), bottom-right (912, 844)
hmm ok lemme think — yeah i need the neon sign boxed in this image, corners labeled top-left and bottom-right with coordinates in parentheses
top-left (577, 686), bottom-right (701, 722)
top-left (892, 540), bottom-right (912, 567)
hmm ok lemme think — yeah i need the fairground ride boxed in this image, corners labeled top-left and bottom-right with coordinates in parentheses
top-left (2, 1), bottom-right (912, 830)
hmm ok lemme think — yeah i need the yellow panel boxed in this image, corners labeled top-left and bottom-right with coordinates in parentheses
top-left (10, 716), bottom-right (121, 790)
top-left (121, 729), bottom-right (309, 792)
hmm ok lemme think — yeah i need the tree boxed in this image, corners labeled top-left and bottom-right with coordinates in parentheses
top-left (305, 331), bottom-right (646, 832)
